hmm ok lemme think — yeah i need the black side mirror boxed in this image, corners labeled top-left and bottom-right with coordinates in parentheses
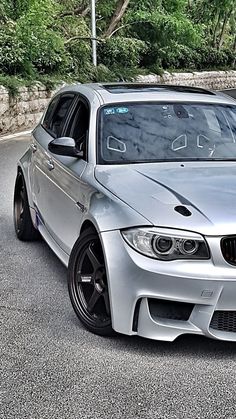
top-left (48, 137), bottom-right (82, 158)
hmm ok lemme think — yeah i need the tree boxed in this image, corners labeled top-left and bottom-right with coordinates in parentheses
top-left (0, 0), bottom-right (235, 82)
top-left (104, 0), bottom-right (130, 37)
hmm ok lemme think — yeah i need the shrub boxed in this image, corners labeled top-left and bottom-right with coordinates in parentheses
top-left (0, 26), bottom-right (26, 74)
top-left (98, 37), bottom-right (147, 68)
top-left (195, 46), bottom-right (235, 70)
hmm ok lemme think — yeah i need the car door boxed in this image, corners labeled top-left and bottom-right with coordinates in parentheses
top-left (32, 93), bottom-right (90, 255)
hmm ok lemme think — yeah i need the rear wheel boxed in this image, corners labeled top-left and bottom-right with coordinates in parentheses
top-left (13, 171), bottom-right (40, 241)
top-left (68, 228), bottom-right (114, 336)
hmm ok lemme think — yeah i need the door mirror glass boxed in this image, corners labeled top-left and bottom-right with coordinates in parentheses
top-left (48, 137), bottom-right (82, 157)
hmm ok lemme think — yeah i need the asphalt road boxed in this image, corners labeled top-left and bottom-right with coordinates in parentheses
top-left (1, 132), bottom-right (236, 419)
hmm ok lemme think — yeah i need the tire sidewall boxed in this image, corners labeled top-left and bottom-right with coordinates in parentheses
top-left (68, 228), bottom-right (114, 336)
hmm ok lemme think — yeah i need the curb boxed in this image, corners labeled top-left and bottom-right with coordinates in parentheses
top-left (0, 129), bottom-right (32, 142)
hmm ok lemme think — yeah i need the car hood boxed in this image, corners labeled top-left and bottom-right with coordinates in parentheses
top-left (95, 162), bottom-right (236, 236)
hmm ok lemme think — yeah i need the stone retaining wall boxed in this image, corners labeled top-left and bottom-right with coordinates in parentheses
top-left (0, 83), bottom-right (60, 135)
top-left (137, 70), bottom-right (236, 90)
top-left (0, 70), bottom-right (236, 135)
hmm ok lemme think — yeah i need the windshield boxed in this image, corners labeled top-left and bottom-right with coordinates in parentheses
top-left (98, 102), bottom-right (236, 164)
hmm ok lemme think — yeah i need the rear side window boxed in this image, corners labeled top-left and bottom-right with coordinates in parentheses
top-left (43, 94), bottom-right (75, 138)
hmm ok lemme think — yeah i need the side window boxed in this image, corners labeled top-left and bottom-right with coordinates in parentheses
top-left (48, 94), bottom-right (75, 138)
top-left (65, 99), bottom-right (90, 160)
top-left (42, 96), bottom-right (58, 131)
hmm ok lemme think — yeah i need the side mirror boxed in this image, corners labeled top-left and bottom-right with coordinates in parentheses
top-left (48, 137), bottom-right (82, 158)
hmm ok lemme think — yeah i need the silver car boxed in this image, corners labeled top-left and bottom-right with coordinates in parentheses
top-left (14, 83), bottom-right (236, 341)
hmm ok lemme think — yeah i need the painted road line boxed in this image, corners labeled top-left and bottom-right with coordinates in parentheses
top-left (0, 129), bottom-right (32, 142)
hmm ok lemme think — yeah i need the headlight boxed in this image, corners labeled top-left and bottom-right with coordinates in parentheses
top-left (121, 227), bottom-right (210, 261)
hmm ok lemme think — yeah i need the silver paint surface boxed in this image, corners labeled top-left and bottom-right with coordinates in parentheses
top-left (17, 83), bottom-right (236, 341)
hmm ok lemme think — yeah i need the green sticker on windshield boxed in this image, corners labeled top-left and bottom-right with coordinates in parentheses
top-left (104, 107), bottom-right (129, 115)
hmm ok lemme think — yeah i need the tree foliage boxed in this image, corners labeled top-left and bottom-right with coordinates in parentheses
top-left (0, 0), bottom-right (235, 83)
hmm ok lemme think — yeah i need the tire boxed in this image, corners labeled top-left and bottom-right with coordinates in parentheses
top-left (13, 171), bottom-right (40, 241)
top-left (68, 227), bottom-right (114, 336)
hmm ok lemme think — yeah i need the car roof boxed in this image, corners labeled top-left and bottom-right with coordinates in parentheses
top-left (59, 82), bottom-right (236, 106)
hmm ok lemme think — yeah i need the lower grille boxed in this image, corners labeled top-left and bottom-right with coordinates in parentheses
top-left (210, 311), bottom-right (236, 333)
top-left (148, 299), bottom-right (194, 321)
top-left (221, 237), bottom-right (236, 265)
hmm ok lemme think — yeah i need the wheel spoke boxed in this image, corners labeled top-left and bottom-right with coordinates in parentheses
top-left (86, 244), bottom-right (101, 271)
top-left (87, 289), bottom-right (101, 313)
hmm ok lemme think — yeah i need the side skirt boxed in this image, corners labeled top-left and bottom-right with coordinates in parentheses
top-left (38, 222), bottom-right (70, 267)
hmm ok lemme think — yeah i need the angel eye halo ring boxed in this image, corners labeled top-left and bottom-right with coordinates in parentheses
top-left (121, 227), bottom-right (209, 261)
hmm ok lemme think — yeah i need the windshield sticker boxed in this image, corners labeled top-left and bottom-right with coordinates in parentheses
top-left (107, 136), bottom-right (126, 153)
top-left (104, 107), bottom-right (129, 116)
top-left (104, 108), bottom-right (116, 115)
top-left (116, 107), bottom-right (129, 114)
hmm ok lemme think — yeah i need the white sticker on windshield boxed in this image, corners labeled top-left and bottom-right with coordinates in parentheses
top-left (116, 107), bottom-right (129, 114)
top-left (107, 136), bottom-right (126, 153)
top-left (104, 107), bottom-right (129, 115)
top-left (104, 108), bottom-right (116, 115)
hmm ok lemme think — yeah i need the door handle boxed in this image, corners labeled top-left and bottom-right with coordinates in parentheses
top-left (30, 143), bottom-right (37, 153)
top-left (45, 159), bottom-right (54, 171)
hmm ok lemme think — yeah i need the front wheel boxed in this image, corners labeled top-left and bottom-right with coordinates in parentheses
top-left (68, 228), bottom-right (114, 336)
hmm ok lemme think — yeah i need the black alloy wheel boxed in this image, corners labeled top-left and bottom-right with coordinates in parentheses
top-left (13, 171), bottom-right (40, 241)
top-left (68, 228), bottom-right (114, 336)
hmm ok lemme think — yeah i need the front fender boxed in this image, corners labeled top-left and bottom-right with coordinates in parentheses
top-left (79, 163), bottom-right (152, 234)
top-left (86, 190), bottom-right (151, 233)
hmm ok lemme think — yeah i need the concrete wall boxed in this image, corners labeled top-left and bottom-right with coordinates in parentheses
top-left (0, 70), bottom-right (236, 136)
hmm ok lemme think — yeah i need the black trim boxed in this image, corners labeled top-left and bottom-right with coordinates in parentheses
top-left (221, 236), bottom-right (236, 266)
top-left (210, 310), bottom-right (236, 332)
top-left (102, 84), bottom-right (215, 95)
top-left (63, 93), bottom-right (91, 163)
top-left (148, 299), bottom-right (194, 321)
top-left (132, 299), bottom-right (142, 332)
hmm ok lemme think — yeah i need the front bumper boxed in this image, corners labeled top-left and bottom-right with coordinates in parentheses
top-left (101, 230), bottom-right (236, 342)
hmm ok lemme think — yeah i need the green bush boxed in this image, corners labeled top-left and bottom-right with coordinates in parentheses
top-left (15, 1), bottom-right (69, 74)
top-left (159, 44), bottom-right (201, 70)
top-left (145, 43), bottom-right (235, 71)
top-left (0, 26), bottom-right (26, 74)
top-left (195, 46), bottom-right (235, 70)
top-left (98, 37), bottom-right (147, 68)
top-left (92, 64), bottom-right (117, 82)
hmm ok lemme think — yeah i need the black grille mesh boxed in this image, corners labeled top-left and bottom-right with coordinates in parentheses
top-left (210, 311), bottom-right (236, 333)
top-left (221, 237), bottom-right (236, 265)
top-left (148, 299), bottom-right (194, 321)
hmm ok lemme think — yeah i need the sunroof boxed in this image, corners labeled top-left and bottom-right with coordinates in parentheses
top-left (103, 84), bottom-right (215, 95)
